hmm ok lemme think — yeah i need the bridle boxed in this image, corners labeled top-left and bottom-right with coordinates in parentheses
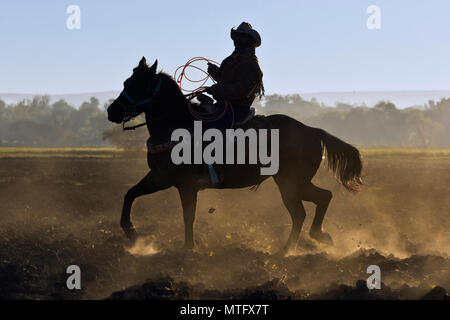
top-left (119, 75), bottom-right (162, 131)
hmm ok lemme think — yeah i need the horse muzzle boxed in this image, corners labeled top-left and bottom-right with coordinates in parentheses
top-left (107, 102), bottom-right (125, 123)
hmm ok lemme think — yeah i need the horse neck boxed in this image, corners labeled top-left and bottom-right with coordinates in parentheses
top-left (145, 75), bottom-right (193, 142)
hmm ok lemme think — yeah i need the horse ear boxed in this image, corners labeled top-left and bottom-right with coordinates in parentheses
top-left (139, 56), bottom-right (147, 68)
top-left (149, 59), bottom-right (158, 73)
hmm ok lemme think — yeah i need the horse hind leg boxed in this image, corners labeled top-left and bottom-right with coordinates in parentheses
top-left (303, 182), bottom-right (333, 245)
top-left (274, 177), bottom-right (307, 255)
top-left (121, 171), bottom-right (170, 242)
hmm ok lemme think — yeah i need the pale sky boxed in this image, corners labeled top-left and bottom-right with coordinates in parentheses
top-left (1, 0), bottom-right (450, 94)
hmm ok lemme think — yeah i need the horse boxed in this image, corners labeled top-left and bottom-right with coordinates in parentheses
top-left (107, 57), bottom-right (363, 254)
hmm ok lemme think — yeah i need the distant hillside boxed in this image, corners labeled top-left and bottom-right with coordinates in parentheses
top-left (298, 90), bottom-right (450, 109)
top-left (2, 90), bottom-right (450, 109)
top-left (0, 91), bottom-right (119, 108)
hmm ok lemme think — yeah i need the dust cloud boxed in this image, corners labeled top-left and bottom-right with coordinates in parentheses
top-left (0, 152), bottom-right (449, 299)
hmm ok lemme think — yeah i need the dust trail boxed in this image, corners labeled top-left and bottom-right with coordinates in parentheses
top-left (1, 154), bottom-right (449, 299)
top-left (126, 237), bottom-right (159, 256)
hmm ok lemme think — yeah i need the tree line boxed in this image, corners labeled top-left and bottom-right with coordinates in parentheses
top-left (0, 96), bottom-right (111, 147)
top-left (255, 95), bottom-right (450, 147)
top-left (1, 94), bottom-right (449, 148)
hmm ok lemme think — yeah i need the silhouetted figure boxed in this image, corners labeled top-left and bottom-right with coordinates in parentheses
top-left (196, 22), bottom-right (265, 184)
top-left (199, 22), bottom-right (264, 124)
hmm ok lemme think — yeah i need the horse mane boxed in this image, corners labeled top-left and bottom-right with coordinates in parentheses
top-left (157, 71), bottom-right (189, 105)
top-left (147, 71), bottom-right (195, 135)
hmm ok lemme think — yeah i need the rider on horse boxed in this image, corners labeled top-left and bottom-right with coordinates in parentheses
top-left (196, 22), bottom-right (265, 185)
top-left (106, 24), bottom-right (363, 248)
top-left (199, 22), bottom-right (265, 125)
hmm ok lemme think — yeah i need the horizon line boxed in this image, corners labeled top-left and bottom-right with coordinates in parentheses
top-left (2, 89), bottom-right (450, 96)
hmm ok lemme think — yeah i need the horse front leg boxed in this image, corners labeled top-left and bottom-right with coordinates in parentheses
top-left (177, 186), bottom-right (198, 250)
top-left (121, 171), bottom-right (170, 242)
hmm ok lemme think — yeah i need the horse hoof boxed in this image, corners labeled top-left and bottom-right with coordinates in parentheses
top-left (123, 227), bottom-right (139, 243)
top-left (183, 243), bottom-right (195, 251)
top-left (129, 232), bottom-right (139, 245)
top-left (310, 231), bottom-right (334, 246)
top-left (274, 246), bottom-right (291, 257)
top-left (274, 250), bottom-right (287, 257)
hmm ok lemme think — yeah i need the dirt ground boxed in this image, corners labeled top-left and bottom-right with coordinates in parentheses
top-left (0, 150), bottom-right (449, 299)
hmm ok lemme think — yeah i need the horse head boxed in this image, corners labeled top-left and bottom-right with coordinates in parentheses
top-left (107, 57), bottom-right (159, 124)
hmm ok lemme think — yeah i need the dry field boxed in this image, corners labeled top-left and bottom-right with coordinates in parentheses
top-left (0, 148), bottom-right (449, 299)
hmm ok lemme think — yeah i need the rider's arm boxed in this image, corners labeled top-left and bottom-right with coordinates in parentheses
top-left (208, 63), bottom-right (221, 81)
top-left (211, 65), bottom-right (260, 101)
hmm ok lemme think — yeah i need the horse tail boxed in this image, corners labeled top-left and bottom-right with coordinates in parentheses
top-left (315, 128), bottom-right (363, 192)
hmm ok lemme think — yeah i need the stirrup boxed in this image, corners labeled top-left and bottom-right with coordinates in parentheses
top-left (207, 165), bottom-right (220, 184)
top-left (198, 165), bottom-right (221, 186)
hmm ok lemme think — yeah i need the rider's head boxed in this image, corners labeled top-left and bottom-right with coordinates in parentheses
top-left (232, 33), bottom-right (256, 50)
top-left (231, 22), bottom-right (261, 49)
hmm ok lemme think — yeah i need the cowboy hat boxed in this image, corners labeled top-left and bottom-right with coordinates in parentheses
top-left (230, 22), bottom-right (261, 48)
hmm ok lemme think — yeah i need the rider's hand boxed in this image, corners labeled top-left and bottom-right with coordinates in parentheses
top-left (207, 63), bottom-right (219, 76)
top-left (205, 84), bottom-right (218, 96)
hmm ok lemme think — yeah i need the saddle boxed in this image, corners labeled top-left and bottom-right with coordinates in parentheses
top-left (195, 93), bottom-right (258, 128)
